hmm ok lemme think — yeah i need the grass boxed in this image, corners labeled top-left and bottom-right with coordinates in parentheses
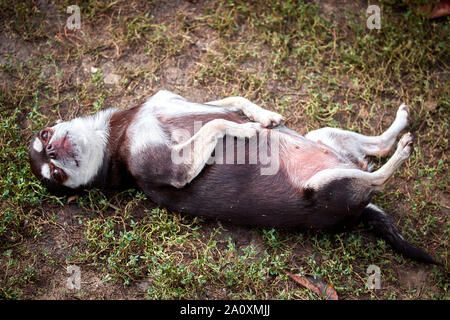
top-left (0, 0), bottom-right (448, 299)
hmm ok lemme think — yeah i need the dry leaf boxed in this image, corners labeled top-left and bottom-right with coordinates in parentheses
top-left (67, 195), bottom-right (78, 203)
top-left (283, 270), bottom-right (338, 300)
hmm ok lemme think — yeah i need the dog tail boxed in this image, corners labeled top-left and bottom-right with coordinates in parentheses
top-left (361, 204), bottom-right (438, 264)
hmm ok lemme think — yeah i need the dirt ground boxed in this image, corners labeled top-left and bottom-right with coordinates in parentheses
top-left (0, 0), bottom-right (448, 300)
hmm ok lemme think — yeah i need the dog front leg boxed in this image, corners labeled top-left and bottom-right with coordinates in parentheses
top-left (205, 97), bottom-right (283, 128)
top-left (170, 119), bottom-right (260, 188)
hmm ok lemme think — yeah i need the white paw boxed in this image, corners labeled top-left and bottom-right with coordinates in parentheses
top-left (252, 110), bottom-right (283, 128)
top-left (396, 132), bottom-right (414, 159)
top-left (396, 103), bottom-right (410, 127)
top-left (226, 122), bottom-right (260, 139)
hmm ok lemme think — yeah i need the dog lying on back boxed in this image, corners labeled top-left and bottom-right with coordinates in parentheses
top-left (28, 90), bottom-right (437, 264)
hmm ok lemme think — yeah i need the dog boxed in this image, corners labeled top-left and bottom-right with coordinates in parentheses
top-left (28, 90), bottom-right (437, 264)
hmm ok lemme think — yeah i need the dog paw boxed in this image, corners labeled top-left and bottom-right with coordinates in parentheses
top-left (398, 103), bottom-right (410, 115)
top-left (226, 122), bottom-right (260, 139)
top-left (396, 103), bottom-right (410, 127)
top-left (253, 110), bottom-right (283, 128)
top-left (396, 132), bottom-right (414, 159)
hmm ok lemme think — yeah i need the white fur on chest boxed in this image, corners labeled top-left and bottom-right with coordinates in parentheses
top-left (127, 102), bottom-right (167, 156)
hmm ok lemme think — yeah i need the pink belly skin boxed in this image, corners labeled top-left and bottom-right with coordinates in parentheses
top-left (279, 135), bottom-right (353, 187)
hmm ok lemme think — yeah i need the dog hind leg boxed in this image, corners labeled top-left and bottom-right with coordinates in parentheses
top-left (305, 104), bottom-right (410, 164)
top-left (305, 132), bottom-right (414, 196)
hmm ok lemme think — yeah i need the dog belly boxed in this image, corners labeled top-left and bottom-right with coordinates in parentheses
top-left (145, 133), bottom-right (360, 228)
top-left (279, 134), bottom-right (355, 187)
top-left (147, 163), bottom-right (311, 227)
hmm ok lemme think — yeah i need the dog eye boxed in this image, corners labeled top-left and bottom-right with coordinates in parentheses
top-left (51, 167), bottom-right (65, 183)
top-left (40, 129), bottom-right (51, 142)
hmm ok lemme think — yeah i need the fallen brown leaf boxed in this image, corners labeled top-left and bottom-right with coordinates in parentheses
top-left (67, 195), bottom-right (78, 203)
top-left (283, 270), bottom-right (338, 300)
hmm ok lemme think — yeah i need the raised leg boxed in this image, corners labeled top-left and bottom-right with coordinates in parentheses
top-left (170, 119), bottom-right (261, 188)
top-left (305, 104), bottom-right (410, 162)
top-left (305, 132), bottom-right (414, 192)
top-left (206, 97), bottom-right (283, 128)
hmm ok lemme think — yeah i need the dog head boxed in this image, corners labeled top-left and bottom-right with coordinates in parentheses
top-left (28, 109), bottom-right (116, 193)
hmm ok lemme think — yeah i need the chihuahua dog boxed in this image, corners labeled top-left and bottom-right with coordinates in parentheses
top-left (28, 90), bottom-right (436, 264)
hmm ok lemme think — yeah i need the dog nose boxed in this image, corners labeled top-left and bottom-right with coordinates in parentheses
top-left (46, 144), bottom-right (57, 159)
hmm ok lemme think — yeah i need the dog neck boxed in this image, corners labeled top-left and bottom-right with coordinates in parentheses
top-left (87, 105), bottom-right (142, 189)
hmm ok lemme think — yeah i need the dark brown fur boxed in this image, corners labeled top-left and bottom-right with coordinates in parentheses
top-left (89, 106), bottom-right (141, 189)
top-left (28, 95), bottom-right (438, 264)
